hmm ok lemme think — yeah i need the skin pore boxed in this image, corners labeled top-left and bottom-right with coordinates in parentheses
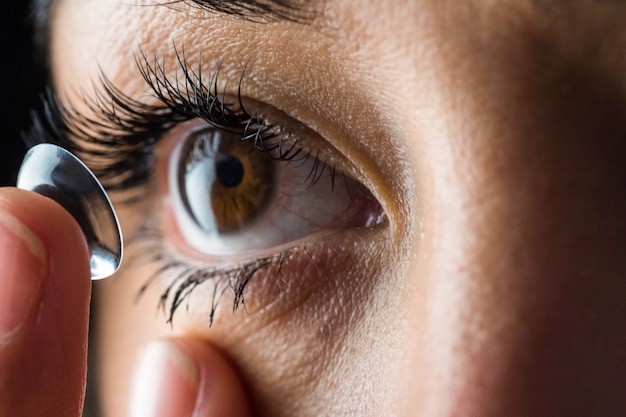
top-left (45, 0), bottom-right (626, 416)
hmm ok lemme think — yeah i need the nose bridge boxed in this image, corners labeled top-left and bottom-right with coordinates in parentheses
top-left (402, 20), bottom-right (626, 417)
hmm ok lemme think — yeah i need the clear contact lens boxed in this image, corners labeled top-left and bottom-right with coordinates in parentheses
top-left (17, 143), bottom-right (123, 280)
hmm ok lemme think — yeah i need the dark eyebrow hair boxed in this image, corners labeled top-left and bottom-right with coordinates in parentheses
top-left (175, 0), bottom-right (310, 22)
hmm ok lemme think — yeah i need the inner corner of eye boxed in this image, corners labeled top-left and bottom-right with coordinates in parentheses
top-left (164, 123), bottom-right (386, 257)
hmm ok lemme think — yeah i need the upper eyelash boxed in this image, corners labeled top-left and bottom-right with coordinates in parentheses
top-left (138, 47), bottom-right (332, 183)
top-left (23, 54), bottom-right (252, 192)
top-left (25, 79), bottom-right (173, 193)
top-left (24, 46), bottom-right (331, 196)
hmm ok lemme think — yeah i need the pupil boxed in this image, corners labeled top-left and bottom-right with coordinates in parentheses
top-left (216, 155), bottom-right (244, 188)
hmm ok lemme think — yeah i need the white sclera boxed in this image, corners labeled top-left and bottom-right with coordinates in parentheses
top-left (16, 143), bottom-right (123, 280)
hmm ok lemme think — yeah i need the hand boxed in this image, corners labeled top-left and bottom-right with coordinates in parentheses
top-left (0, 188), bottom-right (252, 416)
top-left (0, 187), bottom-right (90, 416)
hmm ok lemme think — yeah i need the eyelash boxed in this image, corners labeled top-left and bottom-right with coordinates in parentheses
top-left (130, 228), bottom-right (330, 325)
top-left (24, 48), bottom-right (343, 324)
top-left (25, 49), bottom-right (329, 196)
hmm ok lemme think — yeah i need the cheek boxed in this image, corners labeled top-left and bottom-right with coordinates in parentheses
top-left (393, 7), bottom-right (626, 413)
top-left (92, 215), bottom-right (404, 415)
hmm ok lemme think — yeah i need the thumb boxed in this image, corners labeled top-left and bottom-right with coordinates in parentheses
top-left (0, 188), bottom-right (91, 416)
top-left (129, 338), bottom-right (253, 417)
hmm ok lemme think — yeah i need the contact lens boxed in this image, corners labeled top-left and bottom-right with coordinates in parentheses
top-left (17, 143), bottom-right (123, 280)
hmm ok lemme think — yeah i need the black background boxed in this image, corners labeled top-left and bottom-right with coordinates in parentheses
top-left (0, 4), bottom-right (47, 186)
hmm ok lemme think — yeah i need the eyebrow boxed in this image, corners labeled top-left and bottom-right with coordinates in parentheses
top-left (179, 0), bottom-right (310, 22)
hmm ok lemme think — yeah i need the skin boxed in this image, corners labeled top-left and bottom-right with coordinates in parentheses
top-left (1, 0), bottom-right (625, 416)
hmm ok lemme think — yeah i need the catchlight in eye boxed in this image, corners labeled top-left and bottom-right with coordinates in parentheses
top-left (177, 128), bottom-right (275, 234)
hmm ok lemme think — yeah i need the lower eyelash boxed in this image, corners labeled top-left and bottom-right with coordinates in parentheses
top-left (130, 220), bottom-right (345, 326)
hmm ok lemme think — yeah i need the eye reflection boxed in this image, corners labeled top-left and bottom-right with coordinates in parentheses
top-left (180, 128), bottom-right (275, 233)
top-left (169, 123), bottom-right (386, 257)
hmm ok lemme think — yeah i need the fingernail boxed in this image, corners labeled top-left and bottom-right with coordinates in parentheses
top-left (129, 341), bottom-right (200, 417)
top-left (0, 210), bottom-right (47, 336)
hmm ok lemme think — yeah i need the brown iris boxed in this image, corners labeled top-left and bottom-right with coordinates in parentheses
top-left (178, 129), bottom-right (275, 234)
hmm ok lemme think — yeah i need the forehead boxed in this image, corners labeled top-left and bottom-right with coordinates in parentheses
top-left (49, 0), bottom-right (626, 61)
top-left (49, 0), bottom-right (626, 101)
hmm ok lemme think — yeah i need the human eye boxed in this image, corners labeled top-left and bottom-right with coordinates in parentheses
top-left (167, 106), bottom-right (384, 258)
top-left (25, 49), bottom-right (387, 323)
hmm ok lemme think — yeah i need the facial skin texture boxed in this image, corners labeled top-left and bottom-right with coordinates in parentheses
top-left (49, 0), bottom-right (626, 416)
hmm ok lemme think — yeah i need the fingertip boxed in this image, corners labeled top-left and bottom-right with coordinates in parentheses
top-left (0, 187), bottom-right (91, 299)
top-left (0, 200), bottom-right (47, 337)
top-left (129, 340), bottom-right (200, 417)
top-left (0, 187), bottom-right (91, 416)
top-left (0, 187), bottom-right (90, 270)
top-left (129, 338), bottom-right (252, 417)
top-left (185, 339), bottom-right (253, 417)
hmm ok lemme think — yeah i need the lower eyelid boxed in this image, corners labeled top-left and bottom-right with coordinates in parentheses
top-left (134, 214), bottom-right (379, 325)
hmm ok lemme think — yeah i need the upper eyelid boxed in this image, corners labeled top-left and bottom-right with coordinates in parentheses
top-left (23, 49), bottom-right (259, 190)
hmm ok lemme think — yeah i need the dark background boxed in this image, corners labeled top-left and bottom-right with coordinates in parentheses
top-left (0, 3), bottom-right (47, 186)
